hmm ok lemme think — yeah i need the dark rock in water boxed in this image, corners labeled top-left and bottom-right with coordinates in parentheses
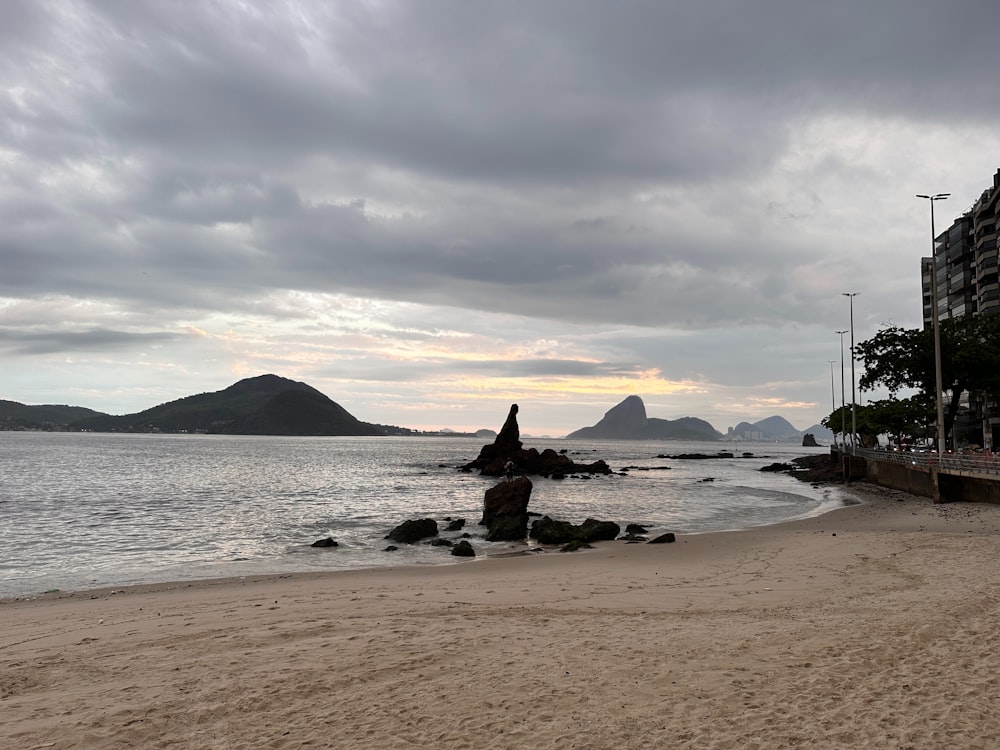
top-left (451, 540), bottom-right (476, 557)
top-left (625, 524), bottom-right (648, 535)
top-left (699, 477), bottom-right (715, 482)
top-left (495, 404), bottom-right (522, 450)
top-left (385, 518), bottom-right (439, 544)
top-left (579, 518), bottom-right (620, 542)
top-left (648, 532), bottom-right (676, 544)
top-left (531, 516), bottom-right (579, 545)
top-left (463, 404), bottom-right (613, 477)
top-left (760, 462), bottom-right (794, 473)
top-left (802, 433), bottom-right (819, 447)
top-left (384, 545), bottom-right (399, 552)
top-left (446, 518), bottom-right (466, 532)
top-left (482, 477), bottom-right (533, 541)
top-left (530, 516), bottom-right (620, 545)
top-left (429, 538), bottom-right (454, 547)
top-left (666, 452), bottom-right (734, 460)
top-left (789, 454), bottom-right (842, 483)
top-left (466, 404), bottom-right (523, 470)
top-left (486, 516), bottom-right (528, 542)
top-left (310, 537), bottom-right (338, 548)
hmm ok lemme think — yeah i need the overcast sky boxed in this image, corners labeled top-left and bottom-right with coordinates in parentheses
top-left (3, 0), bottom-right (999, 436)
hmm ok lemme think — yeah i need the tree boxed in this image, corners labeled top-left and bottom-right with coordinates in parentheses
top-left (821, 397), bottom-right (931, 448)
top-left (855, 316), bottom-right (1000, 446)
top-left (868, 396), bottom-right (934, 445)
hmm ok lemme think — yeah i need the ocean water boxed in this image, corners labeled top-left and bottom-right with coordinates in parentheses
top-left (0, 432), bottom-right (842, 598)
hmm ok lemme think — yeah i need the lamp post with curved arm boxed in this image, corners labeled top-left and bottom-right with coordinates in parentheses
top-left (828, 360), bottom-right (837, 448)
top-left (843, 293), bottom-right (859, 454)
top-left (916, 192), bottom-right (949, 454)
top-left (837, 330), bottom-right (848, 448)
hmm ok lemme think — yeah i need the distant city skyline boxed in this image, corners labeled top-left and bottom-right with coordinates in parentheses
top-left (3, 1), bottom-right (999, 436)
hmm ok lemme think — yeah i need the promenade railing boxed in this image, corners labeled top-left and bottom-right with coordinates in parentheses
top-left (855, 447), bottom-right (1000, 478)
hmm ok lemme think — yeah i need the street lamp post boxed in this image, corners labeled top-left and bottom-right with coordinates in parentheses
top-left (827, 360), bottom-right (837, 448)
top-left (837, 330), bottom-right (848, 449)
top-left (916, 192), bottom-right (949, 454)
top-left (842, 293), bottom-right (859, 454)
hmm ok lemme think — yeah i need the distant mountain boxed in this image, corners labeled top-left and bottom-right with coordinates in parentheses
top-left (567, 396), bottom-right (723, 441)
top-left (731, 415), bottom-right (800, 441)
top-left (802, 423), bottom-right (834, 441)
top-left (69, 374), bottom-right (383, 436)
top-left (729, 416), bottom-right (834, 443)
top-left (0, 400), bottom-right (109, 431)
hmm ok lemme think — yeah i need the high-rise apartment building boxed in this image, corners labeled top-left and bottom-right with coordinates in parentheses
top-left (920, 168), bottom-right (1000, 448)
top-left (924, 169), bottom-right (1000, 325)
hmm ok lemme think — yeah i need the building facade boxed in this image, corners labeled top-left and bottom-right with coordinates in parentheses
top-left (921, 168), bottom-right (1000, 448)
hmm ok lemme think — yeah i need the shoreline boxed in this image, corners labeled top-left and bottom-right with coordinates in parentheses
top-left (0, 453), bottom-right (843, 603)
top-left (0, 479), bottom-right (934, 606)
top-left (3, 472), bottom-right (855, 605)
top-left (6, 481), bottom-right (1000, 748)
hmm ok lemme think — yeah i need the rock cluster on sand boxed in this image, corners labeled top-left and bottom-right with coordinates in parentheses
top-left (384, 518), bottom-right (438, 544)
top-left (530, 516), bottom-right (621, 545)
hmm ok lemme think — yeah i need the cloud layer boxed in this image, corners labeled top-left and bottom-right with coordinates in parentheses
top-left (3, 0), bottom-right (999, 434)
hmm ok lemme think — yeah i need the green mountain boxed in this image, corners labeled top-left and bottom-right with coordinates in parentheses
top-left (0, 400), bottom-right (109, 431)
top-left (69, 374), bottom-right (383, 436)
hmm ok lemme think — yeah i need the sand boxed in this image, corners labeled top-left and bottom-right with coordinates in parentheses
top-left (4, 483), bottom-right (1000, 749)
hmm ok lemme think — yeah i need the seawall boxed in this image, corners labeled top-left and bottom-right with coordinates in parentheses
top-left (832, 450), bottom-right (1000, 504)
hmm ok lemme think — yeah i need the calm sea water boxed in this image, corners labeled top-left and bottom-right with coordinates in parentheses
top-left (0, 433), bottom-right (841, 598)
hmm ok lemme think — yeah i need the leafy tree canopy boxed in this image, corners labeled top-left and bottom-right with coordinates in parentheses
top-left (821, 396), bottom-right (931, 447)
top-left (855, 315), bottom-right (1000, 442)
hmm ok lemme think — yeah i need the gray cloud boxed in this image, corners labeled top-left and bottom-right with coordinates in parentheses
top-left (0, 327), bottom-right (178, 355)
top-left (2, 0), bottom-right (997, 430)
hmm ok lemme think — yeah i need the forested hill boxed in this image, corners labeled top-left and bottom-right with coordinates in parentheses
top-left (66, 374), bottom-right (383, 436)
top-left (0, 400), bottom-right (108, 431)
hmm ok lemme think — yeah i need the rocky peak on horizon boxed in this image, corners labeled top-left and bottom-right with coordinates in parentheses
top-left (567, 396), bottom-right (721, 441)
top-left (584, 394), bottom-right (648, 439)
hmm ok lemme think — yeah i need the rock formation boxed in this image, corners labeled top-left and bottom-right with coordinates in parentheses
top-left (384, 518), bottom-right (438, 544)
top-left (451, 540), bottom-right (476, 557)
top-left (648, 532), bottom-right (676, 544)
top-left (529, 516), bottom-right (621, 545)
top-left (482, 476), bottom-right (532, 526)
top-left (481, 477), bottom-right (533, 541)
top-left (463, 404), bottom-right (612, 477)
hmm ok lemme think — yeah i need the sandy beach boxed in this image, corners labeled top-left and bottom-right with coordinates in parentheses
top-left (4, 483), bottom-right (1000, 749)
